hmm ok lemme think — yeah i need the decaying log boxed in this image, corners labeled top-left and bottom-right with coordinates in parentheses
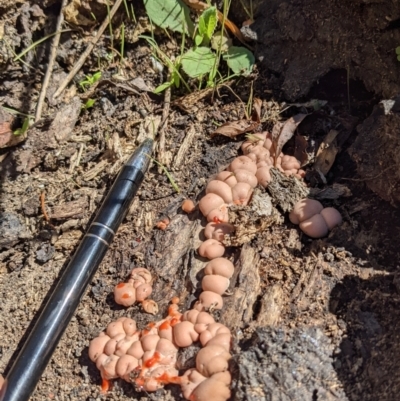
top-left (267, 168), bottom-right (309, 212)
top-left (220, 244), bottom-right (260, 330)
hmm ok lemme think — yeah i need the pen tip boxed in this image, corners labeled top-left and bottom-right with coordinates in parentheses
top-left (126, 138), bottom-right (154, 172)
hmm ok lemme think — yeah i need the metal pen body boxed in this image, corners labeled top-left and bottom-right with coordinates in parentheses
top-left (0, 138), bottom-right (153, 401)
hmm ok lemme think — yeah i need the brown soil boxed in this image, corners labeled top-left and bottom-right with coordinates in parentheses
top-left (1, 1), bottom-right (400, 401)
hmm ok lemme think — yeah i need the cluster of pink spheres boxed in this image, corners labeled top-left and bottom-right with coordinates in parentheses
top-left (89, 132), bottom-right (342, 400)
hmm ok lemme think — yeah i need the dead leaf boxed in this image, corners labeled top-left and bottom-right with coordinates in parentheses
top-left (217, 11), bottom-right (249, 46)
top-left (172, 87), bottom-right (215, 113)
top-left (0, 124), bottom-right (12, 147)
top-left (211, 120), bottom-right (259, 138)
top-left (293, 134), bottom-right (309, 166)
top-left (272, 114), bottom-right (307, 165)
top-left (251, 98), bottom-right (262, 123)
top-left (0, 108), bottom-right (23, 149)
top-left (0, 121), bottom-right (11, 136)
top-left (52, 96), bottom-right (82, 143)
top-left (183, 0), bottom-right (207, 11)
top-left (130, 77), bottom-right (151, 92)
top-left (313, 129), bottom-right (340, 176)
top-left (173, 80), bottom-right (235, 113)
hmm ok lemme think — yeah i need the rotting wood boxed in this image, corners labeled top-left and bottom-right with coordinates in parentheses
top-left (50, 198), bottom-right (88, 220)
top-left (226, 189), bottom-right (280, 246)
top-left (220, 244), bottom-right (260, 330)
top-left (173, 123), bottom-right (197, 168)
top-left (145, 213), bottom-right (204, 308)
top-left (309, 183), bottom-right (352, 200)
top-left (267, 168), bottom-right (309, 212)
top-left (255, 284), bottom-right (284, 327)
top-left (82, 160), bottom-right (108, 181)
top-left (291, 257), bottom-right (313, 300)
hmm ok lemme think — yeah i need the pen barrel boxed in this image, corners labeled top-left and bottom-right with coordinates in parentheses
top-left (0, 236), bottom-right (108, 401)
top-left (0, 137), bottom-right (151, 401)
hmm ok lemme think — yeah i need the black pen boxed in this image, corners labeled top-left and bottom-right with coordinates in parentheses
top-left (0, 138), bottom-right (153, 401)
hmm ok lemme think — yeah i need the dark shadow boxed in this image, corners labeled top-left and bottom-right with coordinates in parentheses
top-left (329, 273), bottom-right (400, 401)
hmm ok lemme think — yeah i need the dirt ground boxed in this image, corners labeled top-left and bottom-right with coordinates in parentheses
top-left (1, 1), bottom-right (400, 400)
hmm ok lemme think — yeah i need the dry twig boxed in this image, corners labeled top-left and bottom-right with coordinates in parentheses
top-left (35, 0), bottom-right (68, 121)
top-left (53, 0), bottom-right (124, 99)
top-left (157, 73), bottom-right (171, 163)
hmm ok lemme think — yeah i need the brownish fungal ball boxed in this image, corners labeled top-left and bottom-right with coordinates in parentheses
top-left (204, 258), bottom-right (234, 278)
top-left (232, 182), bottom-right (253, 205)
top-left (299, 214), bottom-right (329, 238)
top-left (89, 333), bottom-right (111, 362)
top-left (214, 171), bottom-right (237, 188)
top-left (204, 222), bottom-right (235, 242)
top-left (234, 169), bottom-right (258, 188)
top-left (180, 369), bottom-right (207, 400)
top-left (206, 180), bottom-right (233, 203)
top-left (199, 193), bottom-right (225, 217)
top-left (281, 155), bottom-right (301, 171)
top-left (289, 199), bottom-right (324, 225)
top-left (173, 321), bottom-right (199, 347)
top-left (320, 207), bottom-right (342, 230)
top-left (248, 145), bottom-right (270, 162)
top-left (196, 291), bottom-right (224, 310)
top-left (196, 345), bottom-right (231, 377)
top-left (256, 166), bottom-right (272, 188)
top-left (114, 282), bottom-right (136, 307)
top-left (206, 204), bottom-right (229, 223)
top-left (136, 283), bottom-right (152, 301)
top-left (229, 156), bottom-right (257, 175)
top-left (191, 375), bottom-right (231, 401)
top-left (198, 239), bottom-right (225, 259)
top-left (182, 199), bottom-right (196, 213)
top-left (130, 268), bottom-right (152, 284)
top-left (201, 274), bottom-right (230, 295)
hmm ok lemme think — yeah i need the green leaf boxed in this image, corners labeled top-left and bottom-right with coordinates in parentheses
top-left (198, 7), bottom-right (217, 44)
top-left (223, 46), bottom-right (254, 76)
top-left (144, 0), bottom-right (194, 34)
top-left (172, 70), bottom-right (181, 88)
top-left (92, 71), bottom-right (102, 83)
top-left (82, 98), bottom-right (96, 109)
top-left (195, 34), bottom-right (203, 47)
top-left (154, 81), bottom-right (173, 93)
top-left (396, 46), bottom-right (400, 55)
top-left (13, 117), bottom-right (30, 136)
top-left (181, 47), bottom-right (217, 78)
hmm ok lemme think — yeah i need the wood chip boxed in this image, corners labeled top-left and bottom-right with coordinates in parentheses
top-left (173, 123), bottom-right (197, 168)
top-left (83, 160), bottom-right (108, 181)
top-left (50, 198), bottom-right (88, 220)
top-left (255, 284), bottom-right (284, 326)
top-left (220, 244), bottom-right (261, 330)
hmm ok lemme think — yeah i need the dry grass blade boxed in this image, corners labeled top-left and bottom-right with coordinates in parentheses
top-left (272, 114), bottom-right (307, 165)
top-left (53, 0), bottom-right (124, 98)
top-left (35, 0), bottom-right (68, 122)
top-left (251, 97), bottom-right (262, 123)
